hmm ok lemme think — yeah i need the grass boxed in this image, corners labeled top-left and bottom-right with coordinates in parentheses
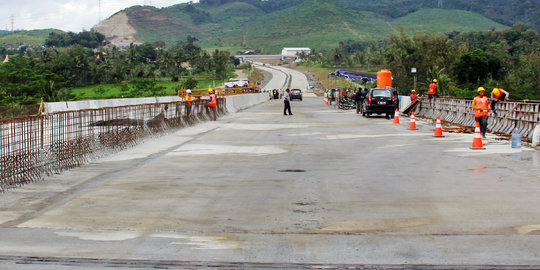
top-left (70, 77), bottom-right (227, 99)
top-left (0, 29), bottom-right (63, 45)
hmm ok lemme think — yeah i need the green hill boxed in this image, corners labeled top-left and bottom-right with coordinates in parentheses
top-left (0, 29), bottom-right (63, 46)
top-left (392, 9), bottom-right (507, 33)
top-left (125, 0), bottom-right (508, 53)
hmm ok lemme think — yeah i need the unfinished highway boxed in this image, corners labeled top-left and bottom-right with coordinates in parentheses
top-left (0, 65), bottom-right (539, 269)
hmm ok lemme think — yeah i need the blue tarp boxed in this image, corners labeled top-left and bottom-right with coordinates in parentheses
top-left (328, 69), bottom-right (376, 82)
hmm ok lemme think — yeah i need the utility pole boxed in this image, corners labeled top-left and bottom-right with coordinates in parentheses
top-left (98, 0), bottom-right (102, 23)
top-left (11, 15), bottom-right (14, 32)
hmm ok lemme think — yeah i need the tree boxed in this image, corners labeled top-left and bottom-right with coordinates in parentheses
top-left (453, 49), bottom-right (489, 88)
top-left (212, 49), bottom-right (231, 79)
top-left (181, 77), bottom-right (198, 89)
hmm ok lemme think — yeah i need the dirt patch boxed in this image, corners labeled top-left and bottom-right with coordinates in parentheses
top-left (93, 12), bottom-right (140, 46)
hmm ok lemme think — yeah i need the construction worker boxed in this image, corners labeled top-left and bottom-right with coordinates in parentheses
top-left (491, 87), bottom-right (509, 117)
top-left (427, 79), bottom-right (438, 106)
top-left (472, 87), bottom-right (490, 138)
top-left (207, 88), bottom-right (218, 121)
top-left (185, 89), bottom-right (193, 118)
top-left (410, 89), bottom-right (417, 102)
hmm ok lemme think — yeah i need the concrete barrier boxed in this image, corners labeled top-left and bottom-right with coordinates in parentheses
top-left (225, 93), bottom-right (268, 113)
top-left (45, 96), bottom-right (183, 113)
top-left (45, 94), bottom-right (268, 114)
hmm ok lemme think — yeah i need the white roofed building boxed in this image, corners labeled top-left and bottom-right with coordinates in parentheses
top-left (281, 47), bottom-right (311, 57)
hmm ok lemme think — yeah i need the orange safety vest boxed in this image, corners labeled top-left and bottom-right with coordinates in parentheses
top-left (208, 94), bottom-right (217, 107)
top-left (185, 94), bottom-right (192, 105)
top-left (410, 93), bottom-right (417, 101)
top-left (473, 96), bottom-right (489, 117)
top-left (427, 83), bottom-right (437, 95)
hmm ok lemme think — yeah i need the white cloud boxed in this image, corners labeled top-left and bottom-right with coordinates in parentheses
top-left (0, 0), bottom-right (196, 32)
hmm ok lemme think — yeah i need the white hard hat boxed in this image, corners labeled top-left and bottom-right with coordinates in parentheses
top-left (186, 89), bottom-right (191, 93)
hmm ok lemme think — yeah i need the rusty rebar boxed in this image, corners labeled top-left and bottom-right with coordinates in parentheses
top-left (0, 99), bottom-right (225, 192)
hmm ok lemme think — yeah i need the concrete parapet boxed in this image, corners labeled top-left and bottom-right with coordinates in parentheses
top-left (45, 96), bottom-right (183, 113)
top-left (225, 93), bottom-right (268, 113)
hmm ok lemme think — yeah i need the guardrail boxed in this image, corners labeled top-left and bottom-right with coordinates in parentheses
top-left (414, 97), bottom-right (540, 139)
top-left (0, 98), bottom-right (225, 192)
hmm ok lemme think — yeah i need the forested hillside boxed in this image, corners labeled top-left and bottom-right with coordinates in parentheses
top-left (337, 0), bottom-right (539, 31)
top-left (120, 0), bottom-right (509, 53)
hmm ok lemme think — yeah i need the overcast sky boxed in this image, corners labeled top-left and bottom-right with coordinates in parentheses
top-left (1, 0), bottom-right (196, 33)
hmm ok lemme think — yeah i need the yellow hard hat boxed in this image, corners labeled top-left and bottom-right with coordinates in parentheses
top-left (411, 89), bottom-right (416, 93)
top-left (478, 87), bottom-right (486, 92)
top-left (492, 88), bottom-right (500, 96)
top-left (433, 79), bottom-right (438, 83)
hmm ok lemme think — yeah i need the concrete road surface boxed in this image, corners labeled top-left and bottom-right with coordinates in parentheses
top-left (1, 74), bottom-right (540, 269)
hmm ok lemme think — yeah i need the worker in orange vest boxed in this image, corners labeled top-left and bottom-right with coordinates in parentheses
top-left (185, 89), bottom-right (193, 118)
top-left (410, 89), bottom-right (417, 103)
top-left (472, 87), bottom-right (490, 138)
top-left (490, 87), bottom-right (509, 117)
top-left (207, 88), bottom-right (218, 121)
top-left (427, 79), bottom-right (438, 106)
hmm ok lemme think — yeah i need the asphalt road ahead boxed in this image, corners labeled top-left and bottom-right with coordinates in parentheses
top-left (1, 68), bottom-right (540, 269)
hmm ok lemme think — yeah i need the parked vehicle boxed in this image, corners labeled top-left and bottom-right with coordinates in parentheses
top-left (290, 89), bottom-right (303, 101)
top-left (361, 87), bottom-right (396, 119)
top-left (338, 96), bottom-right (356, 110)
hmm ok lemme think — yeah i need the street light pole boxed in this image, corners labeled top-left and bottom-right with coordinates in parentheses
top-left (411, 68), bottom-right (417, 90)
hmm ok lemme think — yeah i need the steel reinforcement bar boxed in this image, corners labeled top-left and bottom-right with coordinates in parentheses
top-left (0, 98), bottom-right (225, 192)
top-left (414, 97), bottom-right (540, 139)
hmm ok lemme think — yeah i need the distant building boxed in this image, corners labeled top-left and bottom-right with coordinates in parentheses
top-left (281, 47), bottom-right (311, 57)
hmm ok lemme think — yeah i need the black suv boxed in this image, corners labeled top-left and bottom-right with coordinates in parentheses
top-left (361, 87), bottom-right (396, 119)
top-left (290, 89), bottom-right (302, 101)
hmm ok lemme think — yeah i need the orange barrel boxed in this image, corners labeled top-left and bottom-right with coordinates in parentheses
top-left (377, 69), bottom-right (392, 88)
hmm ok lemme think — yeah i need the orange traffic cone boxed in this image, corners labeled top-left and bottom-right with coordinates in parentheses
top-left (323, 97), bottom-right (328, 104)
top-left (433, 116), bottom-right (444, 137)
top-left (408, 111), bottom-right (418, 130)
top-left (471, 122), bottom-right (486, 150)
top-left (393, 108), bottom-right (400, 124)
